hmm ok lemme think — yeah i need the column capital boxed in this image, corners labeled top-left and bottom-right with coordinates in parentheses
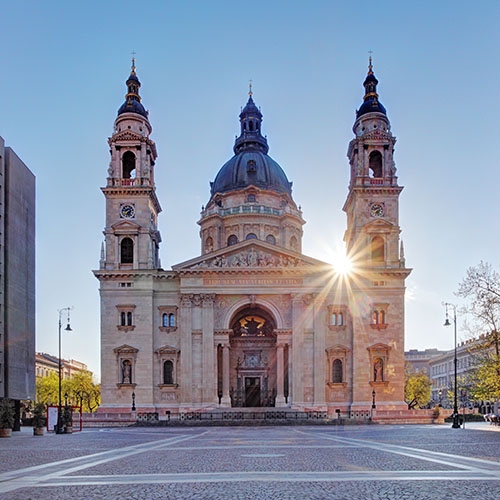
top-left (201, 293), bottom-right (216, 306)
top-left (180, 294), bottom-right (193, 307)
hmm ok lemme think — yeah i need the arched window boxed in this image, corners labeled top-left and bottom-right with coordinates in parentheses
top-left (121, 312), bottom-right (126, 326)
top-left (332, 359), bottom-right (343, 383)
top-left (266, 234), bottom-right (276, 245)
top-left (369, 151), bottom-right (383, 178)
top-left (247, 194), bottom-right (256, 202)
top-left (246, 233), bottom-right (257, 240)
top-left (169, 313), bottom-right (175, 327)
top-left (163, 360), bottom-right (174, 385)
top-left (371, 236), bottom-right (384, 263)
top-left (162, 313), bottom-right (168, 327)
top-left (227, 234), bottom-right (238, 246)
top-left (122, 151), bottom-right (136, 179)
top-left (121, 237), bottom-right (134, 264)
top-left (126, 312), bottom-right (132, 326)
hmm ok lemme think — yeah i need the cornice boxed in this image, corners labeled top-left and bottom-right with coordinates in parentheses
top-left (93, 269), bottom-right (178, 280)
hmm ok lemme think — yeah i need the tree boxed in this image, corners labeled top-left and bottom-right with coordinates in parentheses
top-left (36, 372), bottom-right (59, 405)
top-left (404, 364), bottom-right (432, 409)
top-left (67, 371), bottom-right (101, 413)
top-left (457, 261), bottom-right (500, 403)
top-left (35, 371), bottom-right (100, 413)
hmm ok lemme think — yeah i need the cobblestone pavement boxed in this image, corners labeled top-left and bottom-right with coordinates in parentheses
top-left (1, 422), bottom-right (500, 499)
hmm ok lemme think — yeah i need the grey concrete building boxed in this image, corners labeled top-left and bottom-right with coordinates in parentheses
top-left (0, 137), bottom-right (36, 406)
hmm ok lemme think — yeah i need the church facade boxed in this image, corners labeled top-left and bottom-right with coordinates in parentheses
top-left (94, 59), bottom-right (411, 417)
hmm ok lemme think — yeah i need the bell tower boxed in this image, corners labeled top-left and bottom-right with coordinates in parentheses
top-left (343, 57), bottom-right (404, 270)
top-left (100, 59), bottom-right (162, 270)
top-left (343, 58), bottom-right (411, 411)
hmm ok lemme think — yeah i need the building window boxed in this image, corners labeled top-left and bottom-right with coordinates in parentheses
top-left (371, 303), bottom-right (388, 330)
top-left (369, 151), bottom-right (383, 178)
top-left (156, 345), bottom-right (180, 388)
top-left (227, 234), bottom-right (238, 246)
top-left (266, 234), bottom-right (276, 245)
top-left (163, 360), bottom-right (174, 385)
top-left (247, 194), bottom-right (256, 202)
top-left (122, 151), bottom-right (136, 179)
top-left (371, 236), bottom-right (384, 263)
top-left (117, 305), bottom-right (136, 332)
top-left (120, 237), bottom-right (134, 264)
top-left (332, 359), bottom-right (343, 383)
top-left (328, 306), bottom-right (347, 330)
top-left (162, 313), bottom-right (176, 328)
top-left (330, 312), bottom-right (344, 326)
top-left (326, 346), bottom-right (349, 388)
top-left (246, 233), bottom-right (257, 240)
top-left (159, 306), bottom-right (178, 333)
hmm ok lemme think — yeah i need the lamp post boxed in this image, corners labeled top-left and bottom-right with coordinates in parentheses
top-left (443, 302), bottom-right (460, 429)
top-left (57, 307), bottom-right (72, 434)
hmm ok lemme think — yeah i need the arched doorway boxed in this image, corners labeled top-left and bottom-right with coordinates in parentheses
top-left (227, 307), bottom-right (277, 407)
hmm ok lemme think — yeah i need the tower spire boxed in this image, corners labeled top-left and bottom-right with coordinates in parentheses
top-left (233, 88), bottom-right (269, 155)
top-left (117, 57), bottom-right (148, 118)
top-left (356, 55), bottom-right (386, 118)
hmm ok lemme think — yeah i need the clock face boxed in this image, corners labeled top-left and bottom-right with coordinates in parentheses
top-left (120, 204), bottom-right (135, 219)
top-left (370, 203), bottom-right (385, 217)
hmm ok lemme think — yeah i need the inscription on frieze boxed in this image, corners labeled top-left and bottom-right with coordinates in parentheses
top-left (204, 278), bottom-right (302, 287)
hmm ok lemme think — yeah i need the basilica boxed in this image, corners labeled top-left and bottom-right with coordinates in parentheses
top-left (94, 59), bottom-right (411, 418)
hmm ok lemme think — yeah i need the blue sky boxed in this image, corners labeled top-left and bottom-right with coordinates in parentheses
top-left (1, 1), bottom-right (498, 378)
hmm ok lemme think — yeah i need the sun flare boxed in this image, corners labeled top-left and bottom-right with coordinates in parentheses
top-left (333, 252), bottom-right (353, 275)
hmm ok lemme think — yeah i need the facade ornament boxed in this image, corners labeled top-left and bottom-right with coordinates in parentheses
top-left (180, 294), bottom-right (193, 307)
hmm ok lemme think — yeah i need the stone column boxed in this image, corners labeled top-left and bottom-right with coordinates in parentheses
top-left (291, 294), bottom-right (305, 406)
top-left (179, 294), bottom-right (193, 405)
top-left (275, 343), bottom-right (286, 407)
top-left (313, 299), bottom-right (326, 406)
top-left (221, 343), bottom-right (231, 406)
top-left (202, 294), bottom-right (216, 404)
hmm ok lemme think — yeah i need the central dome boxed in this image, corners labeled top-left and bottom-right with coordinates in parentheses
top-left (209, 93), bottom-right (292, 200)
top-left (211, 150), bottom-right (292, 196)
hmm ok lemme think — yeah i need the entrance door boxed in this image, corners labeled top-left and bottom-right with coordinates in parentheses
top-left (245, 377), bottom-right (261, 407)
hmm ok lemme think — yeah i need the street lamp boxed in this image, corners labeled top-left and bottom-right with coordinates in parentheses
top-left (57, 307), bottom-right (72, 434)
top-left (443, 302), bottom-right (460, 429)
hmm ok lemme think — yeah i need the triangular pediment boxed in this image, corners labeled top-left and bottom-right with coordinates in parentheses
top-left (111, 130), bottom-right (143, 142)
top-left (113, 344), bottom-right (139, 354)
top-left (155, 344), bottom-right (180, 355)
top-left (367, 342), bottom-right (392, 352)
top-left (326, 344), bottom-right (351, 355)
top-left (172, 239), bottom-right (330, 272)
top-left (111, 220), bottom-right (141, 233)
top-left (364, 218), bottom-right (395, 231)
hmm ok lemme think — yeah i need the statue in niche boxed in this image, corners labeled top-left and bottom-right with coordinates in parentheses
top-left (373, 358), bottom-right (384, 382)
top-left (243, 317), bottom-right (260, 336)
top-left (122, 360), bottom-right (132, 384)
